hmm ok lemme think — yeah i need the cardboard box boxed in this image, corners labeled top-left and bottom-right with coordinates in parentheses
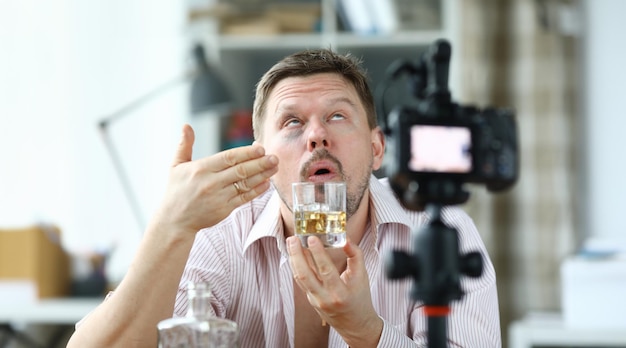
top-left (0, 225), bottom-right (70, 300)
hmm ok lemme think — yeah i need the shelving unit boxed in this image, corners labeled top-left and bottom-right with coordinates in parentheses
top-left (188, 0), bottom-right (459, 152)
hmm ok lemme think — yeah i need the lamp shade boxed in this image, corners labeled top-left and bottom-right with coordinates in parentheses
top-left (190, 44), bottom-right (231, 114)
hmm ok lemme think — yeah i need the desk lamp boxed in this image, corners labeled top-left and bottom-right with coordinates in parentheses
top-left (98, 44), bottom-right (231, 233)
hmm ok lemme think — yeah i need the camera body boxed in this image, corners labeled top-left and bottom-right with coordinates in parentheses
top-left (385, 103), bottom-right (518, 208)
top-left (378, 39), bottom-right (519, 210)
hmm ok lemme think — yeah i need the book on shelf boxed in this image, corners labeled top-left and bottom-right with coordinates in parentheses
top-left (337, 0), bottom-right (399, 35)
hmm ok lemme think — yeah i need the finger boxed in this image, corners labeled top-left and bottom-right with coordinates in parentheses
top-left (303, 243), bottom-right (320, 277)
top-left (231, 153), bottom-right (278, 185)
top-left (299, 239), bottom-right (322, 281)
top-left (209, 143), bottom-right (267, 172)
top-left (342, 237), bottom-right (360, 259)
top-left (232, 164), bottom-right (278, 196)
top-left (227, 155), bottom-right (279, 192)
top-left (172, 124), bottom-right (195, 167)
top-left (307, 236), bottom-right (341, 286)
top-left (341, 238), bottom-right (366, 282)
top-left (232, 176), bottom-right (272, 204)
top-left (287, 236), bottom-right (322, 290)
top-left (228, 159), bottom-right (279, 206)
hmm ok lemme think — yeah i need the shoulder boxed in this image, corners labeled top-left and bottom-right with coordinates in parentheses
top-left (438, 205), bottom-right (487, 254)
top-left (369, 176), bottom-right (426, 226)
top-left (373, 176), bottom-right (481, 246)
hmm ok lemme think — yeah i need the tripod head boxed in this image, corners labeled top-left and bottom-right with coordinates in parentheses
top-left (386, 204), bottom-right (483, 304)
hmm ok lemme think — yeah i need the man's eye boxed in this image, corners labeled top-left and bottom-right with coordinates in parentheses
top-left (284, 118), bottom-right (302, 127)
top-left (331, 113), bottom-right (346, 120)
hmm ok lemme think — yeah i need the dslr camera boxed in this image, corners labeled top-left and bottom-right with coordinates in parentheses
top-left (380, 39), bottom-right (519, 210)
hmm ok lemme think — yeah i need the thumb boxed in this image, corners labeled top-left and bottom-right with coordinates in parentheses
top-left (172, 124), bottom-right (194, 167)
top-left (343, 238), bottom-right (363, 267)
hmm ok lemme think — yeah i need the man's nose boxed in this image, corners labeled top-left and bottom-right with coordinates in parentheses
top-left (307, 119), bottom-right (329, 151)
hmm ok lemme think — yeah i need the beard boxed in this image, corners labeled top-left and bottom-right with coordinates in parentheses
top-left (275, 149), bottom-right (373, 219)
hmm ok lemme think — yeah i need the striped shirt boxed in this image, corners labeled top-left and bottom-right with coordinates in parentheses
top-left (175, 176), bottom-right (501, 347)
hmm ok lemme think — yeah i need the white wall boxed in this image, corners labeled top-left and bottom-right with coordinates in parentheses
top-left (583, 0), bottom-right (626, 243)
top-left (0, 0), bottom-right (189, 282)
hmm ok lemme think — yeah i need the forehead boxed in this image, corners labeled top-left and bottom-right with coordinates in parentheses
top-left (257, 73), bottom-right (364, 140)
top-left (268, 73), bottom-right (357, 102)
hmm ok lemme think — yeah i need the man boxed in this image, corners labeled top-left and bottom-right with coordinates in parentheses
top-left (68, 49), bottom-right (501, 347)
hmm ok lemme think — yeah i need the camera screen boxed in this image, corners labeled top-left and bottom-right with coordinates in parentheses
top-left (408, 125), bottom-right (472, 173)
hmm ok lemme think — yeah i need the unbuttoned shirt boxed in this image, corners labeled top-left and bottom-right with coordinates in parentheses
top-left (175, 176), bottom-right (501, 347)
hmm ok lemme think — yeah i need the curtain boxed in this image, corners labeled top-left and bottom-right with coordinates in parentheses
top-left (458, 0), bottom-right (581, 345)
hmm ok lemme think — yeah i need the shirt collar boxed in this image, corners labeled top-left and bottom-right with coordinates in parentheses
top-left (368, 176), bottom-right (414, 231)
top-left (243, 189), bottom-right (286, 256)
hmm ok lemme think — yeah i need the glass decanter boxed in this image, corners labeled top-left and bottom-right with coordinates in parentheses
top-left (157, 282), bottom-right (240, 348)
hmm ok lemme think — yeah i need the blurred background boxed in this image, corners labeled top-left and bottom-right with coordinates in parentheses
top-left (1, 0), bottom-right (624, 347)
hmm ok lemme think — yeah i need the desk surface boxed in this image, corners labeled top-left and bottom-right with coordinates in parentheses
top-left (509, 312), bottom-right (626, 348)
top-left (0, 298), bottom-right (102, 325)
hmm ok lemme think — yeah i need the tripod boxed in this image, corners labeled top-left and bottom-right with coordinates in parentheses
top-left (386, 203), bottom-right (483, 347)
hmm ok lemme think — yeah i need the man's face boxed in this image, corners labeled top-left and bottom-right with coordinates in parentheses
top-left (259, 73), bottom-right (385, 218)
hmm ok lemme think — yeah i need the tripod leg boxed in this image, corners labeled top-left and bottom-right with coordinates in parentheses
top-left (427, 315), bottom-right (447, 348)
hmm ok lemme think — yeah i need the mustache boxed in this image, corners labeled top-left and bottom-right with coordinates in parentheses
top-left (299, 149), bottom-right (344, 181)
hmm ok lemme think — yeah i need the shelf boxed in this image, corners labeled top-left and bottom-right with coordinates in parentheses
top-left (218, 33), bottom-right (326, 51)
top-left (0, 297), bottom-right (101, 324)
top-left (201, 0), bottom-right (456, 108)
top-left (334, 30), bottom-right (446, 48)
top-left (199, 0), bottom-right (454, 52)
top-left (216, 30), bottom-right (447, 51)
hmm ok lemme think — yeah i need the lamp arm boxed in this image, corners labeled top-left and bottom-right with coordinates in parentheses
top-left (97, 71), bottom-right (194, 234)
top-left (98, 71), bottom-right (194, 128)
top-left (98, 124), bottom-right (146, 232)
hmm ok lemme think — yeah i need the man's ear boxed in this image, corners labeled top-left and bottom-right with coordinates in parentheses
top-left (371, 127), bottom-right (386, 171)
